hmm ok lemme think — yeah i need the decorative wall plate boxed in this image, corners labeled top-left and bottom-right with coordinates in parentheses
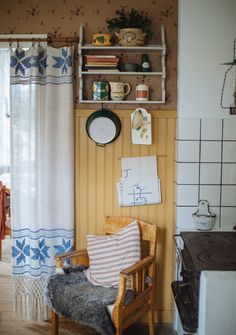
top-left (131, 108), bottom-right (152, 145)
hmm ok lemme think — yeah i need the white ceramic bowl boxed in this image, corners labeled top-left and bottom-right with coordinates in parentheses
top-left (120, 63), bottom-right (140, 72)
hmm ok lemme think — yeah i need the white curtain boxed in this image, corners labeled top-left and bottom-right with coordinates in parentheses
top-left (0, 50), bottom-right (10, 187)
top-left (10, 44), bottom-right (74, 321)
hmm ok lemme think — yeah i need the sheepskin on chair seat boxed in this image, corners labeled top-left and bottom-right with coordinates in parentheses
top-left (45, 265), bottom-right (134, 335)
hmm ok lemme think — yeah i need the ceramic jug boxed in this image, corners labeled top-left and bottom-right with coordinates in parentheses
top-left (109, 81), bottom-right (131, 101)
top-left (115, 28), bottom-right (146, 46)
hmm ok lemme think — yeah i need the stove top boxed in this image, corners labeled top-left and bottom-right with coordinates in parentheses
top-left (181, 231), bottom-right (236, 272)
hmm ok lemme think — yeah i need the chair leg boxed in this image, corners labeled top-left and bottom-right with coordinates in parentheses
top-left (148, 305), bottom-right (154, 335)
top-left (51, 310), bottom-right (59, 335)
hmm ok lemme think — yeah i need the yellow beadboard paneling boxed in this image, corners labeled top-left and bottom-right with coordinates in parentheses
top-left (75, 109), bottom-right (176, 322)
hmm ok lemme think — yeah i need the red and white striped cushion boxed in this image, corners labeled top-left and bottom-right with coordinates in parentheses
top-left (84, 220), bottom-right (141, 287)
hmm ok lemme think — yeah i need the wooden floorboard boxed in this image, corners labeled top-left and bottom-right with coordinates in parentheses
top-left (0, 238), bottom-right (176, 335)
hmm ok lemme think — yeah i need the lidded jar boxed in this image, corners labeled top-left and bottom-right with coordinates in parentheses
top-left (136, 84), bottom-right (149, 101)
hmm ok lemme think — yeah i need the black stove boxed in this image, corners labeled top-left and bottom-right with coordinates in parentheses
top-left (172, 231), bottom-right (236, 333)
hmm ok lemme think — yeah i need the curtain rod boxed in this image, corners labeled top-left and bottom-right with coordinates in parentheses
top-left (0, 36), bottom-right (79, 43)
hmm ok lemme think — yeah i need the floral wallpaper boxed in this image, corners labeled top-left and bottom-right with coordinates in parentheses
top-left (0, 0), bottom-right (177, 110)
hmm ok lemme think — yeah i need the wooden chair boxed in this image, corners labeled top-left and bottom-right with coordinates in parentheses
top-left (51, 216), bottom-right (157, 335)
top-left (0, 183), bottom-right (11, 260)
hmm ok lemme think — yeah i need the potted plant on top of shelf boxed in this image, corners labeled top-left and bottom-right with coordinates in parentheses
top-left (106, 7), bottom-right (152, 46)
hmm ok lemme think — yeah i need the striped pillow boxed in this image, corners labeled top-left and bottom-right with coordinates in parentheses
top-left (84, 220), bottom-right (141, 287)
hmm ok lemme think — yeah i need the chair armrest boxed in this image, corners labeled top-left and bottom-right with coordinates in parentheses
top-left (120, 255), bottom-right (154, 277)
top-left (112, 255), bottom-right (155, 320)
top-left (54, 248), bottom-right (89, 268)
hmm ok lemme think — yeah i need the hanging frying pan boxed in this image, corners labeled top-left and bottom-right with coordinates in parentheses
top-left (86, 108), bottom-right (122, 146)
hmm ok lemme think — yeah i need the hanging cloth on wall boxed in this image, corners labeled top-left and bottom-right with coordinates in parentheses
top-left (10, 44), bottom-right (74, 321)
top-left (117, 156), bottom-right (161, 207)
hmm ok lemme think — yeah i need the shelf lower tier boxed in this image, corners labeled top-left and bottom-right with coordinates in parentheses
top-left (79, 100), bottom-right (165, 104)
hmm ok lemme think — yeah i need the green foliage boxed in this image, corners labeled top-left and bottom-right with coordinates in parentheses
top-left (106, 8), bottom-right (153, 39)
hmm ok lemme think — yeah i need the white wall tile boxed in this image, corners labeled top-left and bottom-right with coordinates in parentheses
top-left (176, 140), bottom-right (200, 162)
top-left (222, 164), bottom-right (236, 184)
top-left (199, 185), bottom-right (221, 206)
top-left (201, 118), bottom-right (222, 140)
top-left (175, 206), bottom-right (197, 230)
top-left (200, 163), bottom-right (221, 184)
top-left (222, 142), bottom-right (236, 163)
top-left (209, 207), bottom-right (220, 230)
top-left (221, 186), bottom-right (236, 206)
top-left (220, 207), bottom-right (236, 230)
top-left (175, 162), bottom-right (199, 184)
top-left (223, 119), bottom-right (236, 140)
top-left (200, 141), bottom-right (221, 162)
top-left (176, 184), bottom-right (199, 206)
top-left (176, 118), bottom-right (200, 140)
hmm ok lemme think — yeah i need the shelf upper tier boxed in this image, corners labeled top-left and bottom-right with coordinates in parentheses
top-left (79, 23), bottom-right (166, 49)
top-left (80, 71), bottom-right (165, 76)
top-left (80, 44), bottom-right (166, 51)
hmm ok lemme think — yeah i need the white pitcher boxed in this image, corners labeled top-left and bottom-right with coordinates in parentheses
top-left (109, 81), bottom-right (131, 101)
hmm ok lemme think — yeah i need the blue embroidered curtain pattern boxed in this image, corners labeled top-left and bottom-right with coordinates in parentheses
top-left (10, 45), bottom-right (74, 320)
top-left (10, 46), bottom-right (72, 82)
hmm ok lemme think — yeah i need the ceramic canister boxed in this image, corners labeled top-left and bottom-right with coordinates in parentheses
top-left (136, 84), bottom-right (149, 101)
top-left (92, 34), bottom-right (112, 46)
top-left (93, 81), bottom-right (109, 101)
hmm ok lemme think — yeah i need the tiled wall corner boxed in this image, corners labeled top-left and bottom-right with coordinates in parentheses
top-left (176, 118), bottom-right (200, 140)
top-left (175, 205), bottom-right (197, 230)
top-left (175, 162), bottom-right (199, 184)
top-left (175, 118), bottom-right (236, 231)
top-left (176, 184), bottom-right (199, 206)
top-left (177, 141), bottom-right (200, 162)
